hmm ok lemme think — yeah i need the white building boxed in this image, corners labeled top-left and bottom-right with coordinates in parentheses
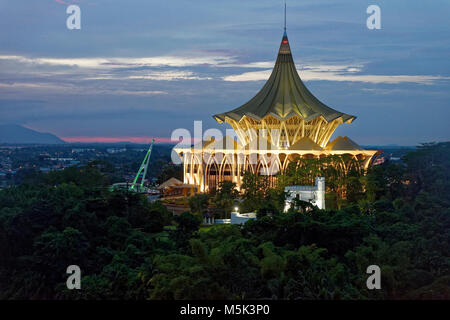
top-left (230, 212), bottom-right (257, 224)
top-left (210, 212), bottom-right (257, 225)
top-left (284, 177), bottom-right (326, 211)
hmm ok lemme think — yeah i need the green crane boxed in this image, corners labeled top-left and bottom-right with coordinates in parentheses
top-left (130, 139), bottom-right (155, 192)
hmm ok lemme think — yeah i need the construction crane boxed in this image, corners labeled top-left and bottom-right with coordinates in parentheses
top-left (111, 139), bottom-right (155, 193)
top-left (130, 139), bottom-right (155, 192)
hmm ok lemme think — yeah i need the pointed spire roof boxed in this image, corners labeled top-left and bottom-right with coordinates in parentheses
top-left (289, 136), bottom-right (323, 151)
top-left (214, 31), bottom-right (356, 124)
top-left (157, 177), bottom-right (183, 190)
top-left (325, 136), bottom-right (363, 150)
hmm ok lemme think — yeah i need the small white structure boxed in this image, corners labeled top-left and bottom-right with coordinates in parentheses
top-left (230, 212), bottom-right (257, 225)
top-left (214, 218), bottom-right (231, 224)
top-left (284, 177), bottom-right (325, 211)
top-left (213, 212), bottom-right (257, 225)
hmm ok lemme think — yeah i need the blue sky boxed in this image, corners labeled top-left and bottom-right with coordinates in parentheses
top-left (0, 0), bottom-right (449, 145)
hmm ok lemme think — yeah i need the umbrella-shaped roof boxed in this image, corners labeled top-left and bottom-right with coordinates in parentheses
top-left (214, 31), bottom-right (356, 124)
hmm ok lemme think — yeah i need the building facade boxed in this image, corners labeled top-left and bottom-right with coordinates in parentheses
top-left (174, 30), bottom-right (378, 192)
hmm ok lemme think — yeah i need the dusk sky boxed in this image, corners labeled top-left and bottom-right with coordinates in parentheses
top-left (0, 0), bottom-right (449, 145)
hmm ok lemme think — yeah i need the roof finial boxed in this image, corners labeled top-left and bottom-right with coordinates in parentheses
top-left (284, 2), bottom-right (287, 32)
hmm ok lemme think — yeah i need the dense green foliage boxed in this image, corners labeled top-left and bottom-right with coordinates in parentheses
top-left (0, 143), bottom-right (449, 299)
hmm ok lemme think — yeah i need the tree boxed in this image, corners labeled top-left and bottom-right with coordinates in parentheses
top-left (189, 193), bottom-right (210, 215)
top-left (157, 164), bottom-right (183, 184)
top-left (345, 176), bottom-right (364, 203)
top-left (33, 227), bottom-right (90, 288)
top-left (1, 142), bottom-right (449, 300)
top-left (241, 171), bottom-right (269, 212)
top-left (171, 212), bottom-right (201, 249)
top-left (213, 181), bottom-right (238, 216)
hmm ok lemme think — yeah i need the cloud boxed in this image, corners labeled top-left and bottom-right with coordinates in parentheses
top-left (100, 90), bottom-right (168, 96)
top-left (223, 70), bottom-right (272, 82)
top-left (0, 81), bottom-right (168, 96)
top-left (127, 71), bottom-right (212, 81)
top-left (0, 82), bottom-right (64, 90)
top-left (219, 61), bottom-right (364, 71)
top-left (219, 61), bottom-right (275, 68)
top-left (222, 64), bottom-right (450, 84)
top-left (0, 54), bottom-right (235, 69)
top-left (0, 54), bottom-right (219, 85)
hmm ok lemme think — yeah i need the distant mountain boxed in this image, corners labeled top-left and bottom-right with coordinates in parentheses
top-left (0, 124), bottom-right (65, 144)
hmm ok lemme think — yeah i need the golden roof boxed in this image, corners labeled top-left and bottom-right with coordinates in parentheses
top-left (326, 136), bottom-right (363, 151)
top-left (289, 137), bottom-right (323, 151)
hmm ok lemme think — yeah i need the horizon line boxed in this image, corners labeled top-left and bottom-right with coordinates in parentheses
top-left (61, 136), bottom-right (177, 144)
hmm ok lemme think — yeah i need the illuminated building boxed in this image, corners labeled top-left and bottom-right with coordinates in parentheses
top-left (174, 28), bottom-right (378, 192)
